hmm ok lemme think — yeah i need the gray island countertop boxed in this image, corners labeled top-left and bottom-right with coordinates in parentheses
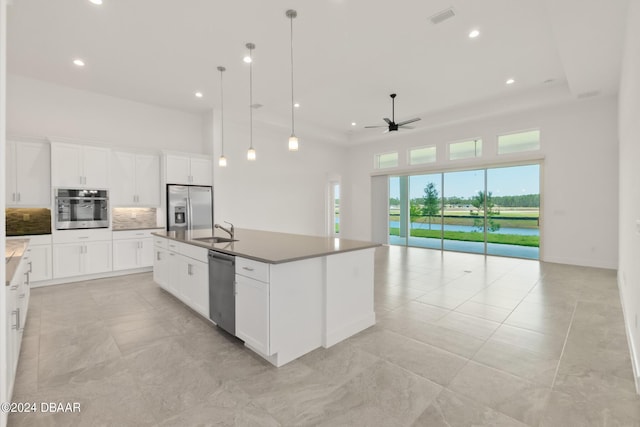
top-left (5, 238), bottom-right (29, 286)
top-left (153, 228), bottom-right (380, 264)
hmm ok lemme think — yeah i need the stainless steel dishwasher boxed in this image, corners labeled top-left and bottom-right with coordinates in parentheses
top-left (208, 250), bottom-right (236, 335)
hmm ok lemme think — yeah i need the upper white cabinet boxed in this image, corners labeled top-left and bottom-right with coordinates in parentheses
top-left (6, 140), bottom-right (51, 206)
top-left (51, 142), bottom-right (110, 188)
top-left (111, 151), bottom-right (160, 206)
top-left (165, 153), bottom-right (212, 186)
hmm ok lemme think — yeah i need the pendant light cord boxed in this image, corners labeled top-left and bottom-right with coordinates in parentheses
top-left (249, 47), bottom-right (254, 150)
top-left (220, 68), bottom-right (224, 156)
top-left (290, 14), bottom-right (295, 135)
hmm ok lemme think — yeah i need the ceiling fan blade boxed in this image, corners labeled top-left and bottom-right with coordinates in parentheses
top-left (398, 125), bottom-right (415, 130)
top-left (396, 117), bottom-right (421, 126)
top-left (364, 125), bottom-right (387, 129)
top-left (383, 118), bottom-right (392, 125)
top-left (383, 129), bottom-right (389, 134)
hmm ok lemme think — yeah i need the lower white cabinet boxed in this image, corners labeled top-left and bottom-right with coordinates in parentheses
top-left (27, 244), bottom-right (52, 282)
top-left (153, 246), bottom-right (169, 289)
top-left (5, 252), bottom-right (30, 401)
top-left (53, 241), bottom-right (112, 278)
top-left (7, 235), bottom-right (52, 283)
top-left (153, 236), bottom-right (209, 318)
top-left (235, 272), bottom-right (270, 355)
top-left (113, 238), bottom-right (154, 270)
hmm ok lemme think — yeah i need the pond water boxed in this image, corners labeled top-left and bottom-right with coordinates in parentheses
top-left (388, 221), bottom-right (539, 236)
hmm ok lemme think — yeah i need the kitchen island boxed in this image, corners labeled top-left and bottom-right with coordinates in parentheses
top-left (152, 229), bottom-right (380, 367)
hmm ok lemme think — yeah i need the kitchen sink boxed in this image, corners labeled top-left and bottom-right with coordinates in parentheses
top-left (194, 237), bottom-right (238, 244)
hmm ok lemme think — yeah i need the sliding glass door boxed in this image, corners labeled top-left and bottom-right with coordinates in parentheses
top-left (443, 169), bottom-right (485, 254)
top-left (388, 164), bottom-right (540, 260)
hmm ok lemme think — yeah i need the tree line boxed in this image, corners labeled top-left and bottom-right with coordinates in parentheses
top-left (390, 193), bottom-right (539, 208)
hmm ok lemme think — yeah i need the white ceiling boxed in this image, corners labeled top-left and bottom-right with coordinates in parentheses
top-left (6, 0), bottom-right (630, 145)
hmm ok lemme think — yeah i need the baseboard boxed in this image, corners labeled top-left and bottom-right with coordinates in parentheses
top-left (31, 267), bottom-right (153, 288)
top-left (324, 313), bottom-right (376, 348)
top-left (618, 273), bottom-right (640, 394)
top-left (541, 254), bottom-right (617, 270)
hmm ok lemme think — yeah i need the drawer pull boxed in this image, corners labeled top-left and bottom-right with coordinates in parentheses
top-left (242, 267), bottom-right (255, 272)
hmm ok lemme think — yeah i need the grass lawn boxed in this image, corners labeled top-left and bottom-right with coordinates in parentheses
top-left (389, 227), bottom-right (540, 247)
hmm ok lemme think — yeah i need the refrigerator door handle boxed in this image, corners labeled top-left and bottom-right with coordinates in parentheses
top-left (187, 196), bottom-right (193, 231)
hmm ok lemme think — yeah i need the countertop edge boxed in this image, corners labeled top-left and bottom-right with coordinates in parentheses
top-left (153, 231), bottom-right (380, 264)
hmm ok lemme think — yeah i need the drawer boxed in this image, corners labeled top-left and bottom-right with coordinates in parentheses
top-left (154, 236), bottom-right (168, 248)
top-left (236, 257), bottom-right (269, 283)
top-left (113, 229), bottom-right (159, 240)
top-left (180, 243), bottom-right (208, 263)
top-left (53, 228), bottom-right (112, 244)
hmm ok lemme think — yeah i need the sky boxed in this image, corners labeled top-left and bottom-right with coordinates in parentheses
top-left (390, 164), bottom-right (540, 199)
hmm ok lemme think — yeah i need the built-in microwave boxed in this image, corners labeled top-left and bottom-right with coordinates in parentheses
top-left (55, 189), bottom-right (109, 230)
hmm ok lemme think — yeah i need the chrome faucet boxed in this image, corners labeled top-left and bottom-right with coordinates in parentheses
top-left (214, 221), bottom-right (234, 239)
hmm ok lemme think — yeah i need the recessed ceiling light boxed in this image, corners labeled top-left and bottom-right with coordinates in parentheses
top-left (195, 92), bottom-right (203, 98)
top-left (294, 103), bottom-right (300, 108)
top-left (351, 122), bottom-right (357, 126)
top-left (89, 0), bottom-right (103, 4)
top-left (468, 29), bottom-right (480, 38)
top-left (506, 78), bottom-right (515, 85)
top-left (73, 59), bottom-right (85, 67)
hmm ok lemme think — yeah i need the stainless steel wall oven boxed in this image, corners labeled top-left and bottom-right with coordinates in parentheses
top-left (55, 189), bottom-right (109, 230)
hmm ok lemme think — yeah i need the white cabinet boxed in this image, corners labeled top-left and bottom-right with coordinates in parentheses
top-left (236, 272), bottom-right (270, 355)
top-left (152, 236), bottom-right (209, 317)
top-left (112, 151), bottom-right (160, 206)
top-left (51, 142), bottom-right (110, 188)
top-left (113, 229), bottom-right (157, 271)
top-left (177, 255), bottom-right (209, 317)
top-left (165, 153), bottom-right (212, 185)
top-left (153, 247), bottom-right (169, 290)
top-left (7, 235), bottom-right (52, 283)
top-left (6, 250), bottom-right (31, 400)
top-left (52, 230), bottom-right (112, 278)
top-left (6, 140), bottom-right (50, 206)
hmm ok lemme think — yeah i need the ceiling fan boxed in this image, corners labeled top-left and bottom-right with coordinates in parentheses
top-left (365, 93), bottom-right (421, 133)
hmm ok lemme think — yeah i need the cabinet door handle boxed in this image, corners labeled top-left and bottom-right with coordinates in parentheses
top-left (10, 284), bottom-right (18, 291)
top-left (17, 192), bottom-right (21, 202)
top-left (187, 264), bottom-right (193, 276)
top-left (12, 309), bottom-right (20, 331)
top-left (242, 267), bottom-right (255, 272)
top-left (28, 261), bottom-right (33, 273)
top-left (156, 251), bottom-right (161, 261)
top-left (12, 192), bottom-right (16, 201)
top-left (24, 272), bottom-right (30, 286)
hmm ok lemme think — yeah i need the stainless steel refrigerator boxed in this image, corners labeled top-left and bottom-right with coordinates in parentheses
top-left (166, 185), bottom-right (213, 231)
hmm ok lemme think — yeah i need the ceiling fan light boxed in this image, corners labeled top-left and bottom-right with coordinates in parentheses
top-left (218, 155), bottom-right (227, 167)
top-left (288, 135), bottom-right (299, 151)
top-left (247, 148), bottom-right (256, 161)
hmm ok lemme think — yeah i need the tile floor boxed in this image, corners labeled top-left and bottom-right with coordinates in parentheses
top-left (8, 245), bottom-right (640, 426)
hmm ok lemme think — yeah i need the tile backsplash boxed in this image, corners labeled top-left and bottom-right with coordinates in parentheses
top-left (6, 208), bottom-right (52, 236)
top-left (112, 208), bottom-right (159, 230)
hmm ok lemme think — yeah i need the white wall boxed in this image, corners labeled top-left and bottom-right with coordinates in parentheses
top-left (7, 75), bottom-right (204, 152)
top-left (212, 119), bottom-right (347, 237)
top-left (342, 96), bottom-right (619, 269)
top-left (618, 0), bottom-right (640, 389)
top-left (0, 1), bottom-right (8, 426)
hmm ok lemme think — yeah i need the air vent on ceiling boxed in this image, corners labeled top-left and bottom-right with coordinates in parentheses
top-left (577, 91), bottom-right (600, 99)
top-left (430, 7), bottom-right (456, 25)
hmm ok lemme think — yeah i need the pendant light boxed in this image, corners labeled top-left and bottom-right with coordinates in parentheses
top-left (246, 43), bottom-right (257, 161)
top-left (286, 9), bottom-right (299, 151)
top-left (217, 66), bottom-right (227, 167)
